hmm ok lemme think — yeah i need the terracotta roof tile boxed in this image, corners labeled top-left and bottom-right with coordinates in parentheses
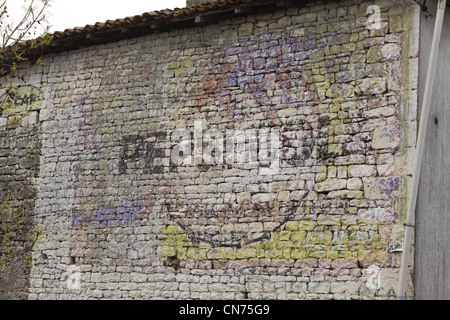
top-left (52, 0), bottom-right (261, 36)
top-left (17, 0), bottom-right (295, 54)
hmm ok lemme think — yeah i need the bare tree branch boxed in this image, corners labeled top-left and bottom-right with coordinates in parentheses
top-left (0, 0), bottom-right (51, 271)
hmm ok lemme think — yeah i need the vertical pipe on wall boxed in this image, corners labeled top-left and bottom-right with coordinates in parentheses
top-left (397, 0), bottom-right (447, 300)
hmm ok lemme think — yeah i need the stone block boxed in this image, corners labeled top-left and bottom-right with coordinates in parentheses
top-left (314, 179), bottom-right (347, 192)
top-left (363, 176), bottom-right (404, 200)
top-left (372, 124), bottom-right (401, 150)
top-left (348, 165), bottom-right (377, 178)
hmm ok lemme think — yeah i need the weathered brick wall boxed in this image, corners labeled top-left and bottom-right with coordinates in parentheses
top-left (0, 99), bottom-right (42, 299)
top-left (1, 0), bottom-right (419, 299)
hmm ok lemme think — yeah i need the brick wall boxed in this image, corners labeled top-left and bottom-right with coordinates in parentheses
top-left (0, 0), bottom-right (419, 299)
top-left (0, 103), bottom-right (42, 299)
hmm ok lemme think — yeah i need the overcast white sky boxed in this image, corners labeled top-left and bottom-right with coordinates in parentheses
top-left (49, 0), bottom-right (187, 32)
top-left (5, 0), bottom-right (187, 34)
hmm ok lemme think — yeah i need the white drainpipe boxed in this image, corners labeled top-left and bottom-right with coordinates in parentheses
top-left (397, 0), bottom-right (447, 300)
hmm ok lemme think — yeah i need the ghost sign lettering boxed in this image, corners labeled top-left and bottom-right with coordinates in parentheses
top-left (3, 86), bottom-right (44, 115)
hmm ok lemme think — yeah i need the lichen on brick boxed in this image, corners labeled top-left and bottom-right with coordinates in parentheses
top-left (0, 0), bottom-right (420, 300)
